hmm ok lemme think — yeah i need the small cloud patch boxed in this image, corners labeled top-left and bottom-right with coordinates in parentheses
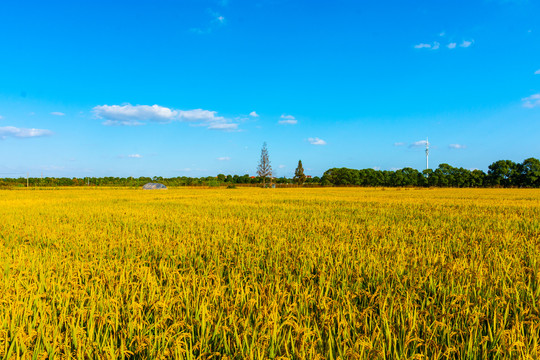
top-left (415, 38), bottom-right (473, 51)
top-left (522, 93), bottom-right (540, 108)
top-left (279, 114), bottom-right (297, 125)
top-left (414, 42), bottom-right (440, 50)
top-left (410, 140), bottom-right (428, 148)
top-left (308, 137), bottom-right (326, 146)
top-left (449, 144), bottom-right (467, 149)
top-left (414, 43), bottom-right (434, 49)
top-left (279, 119), bottom-right (297, 125)
top-left (0, 126), bottom-right (53, 139)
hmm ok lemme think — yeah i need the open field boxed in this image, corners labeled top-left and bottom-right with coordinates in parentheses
top-left (0, 187), bottom-right (539, 359)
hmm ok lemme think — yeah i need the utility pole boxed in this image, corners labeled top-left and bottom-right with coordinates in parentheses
top-left (425, 138), bottom-right (430, 170)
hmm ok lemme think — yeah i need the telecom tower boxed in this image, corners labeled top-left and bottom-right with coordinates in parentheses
top-left (425, 137), bottom-right (430, 170)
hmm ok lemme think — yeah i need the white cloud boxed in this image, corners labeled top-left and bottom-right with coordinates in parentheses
top-left (94, 104), bottom-right (177, 125)
top-left (449, 144), bottom-right (467, 149)
top-left (414, 42), bottom-right (440, 50)
top-left (417, 39), bottom-right (472, 51)
top-left (51, 112), bottom-right (65, 116)
top-left (308, 137), bottom-right (326, 145)
top-left (249, 111), bottom-right (259, 117)
top-left (128, 154), bottom-right (142, 158)
top-left (439, 31), bottom-right (446, 37)
top-left (217, 15), bottom-right (225, 23)
top-left (394, 142), bottom-right (406, 146)
top-left (94, 104), bottom-right (238, 130)
top-left (279, 164), bottom-right (286, 169)
top-left (102, 119), bottom-right (145, 126)
top-left (0, 126), bottom-right (53, 139)
top-left (522, 93), bottom-right (540, 108)
top-left (535, 69), bottom-right (540, 75)
top-left (410, 140), bottom-right (428, 148)
top-left (279, 114), bottom-right (297, 125)
top-left (217, 156), bottom-right (231, 161)
top-left (0, 115), bottom-right (3, 120)
top-left (178, 109), bottom-right (220, 122)
top-left (278, 119), bottom-right (297, 125)
top-left (207, 122), bottom-right (238, 131)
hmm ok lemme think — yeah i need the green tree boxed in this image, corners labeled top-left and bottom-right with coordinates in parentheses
top-left (470, 170), bottom-right (486, 187)
top-left (488, 160), bottom-right (518, 187)
top-left (293, 160), bottom-right (307, 185)
top-left (518, 157), bottom-right (540, 187)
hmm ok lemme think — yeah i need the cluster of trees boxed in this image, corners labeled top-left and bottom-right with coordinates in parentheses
top-left (256, 142), bottom-right (309, 186)
top-left (320, 158), bottom-right (540, 188)
top-left (0, 174), bottom-right (322, 188)
top-left (1, 146), bottom-right (538, 188)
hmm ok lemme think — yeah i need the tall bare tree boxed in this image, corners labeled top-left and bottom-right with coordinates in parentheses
top-left (257, 142), bottom-right (272, 186)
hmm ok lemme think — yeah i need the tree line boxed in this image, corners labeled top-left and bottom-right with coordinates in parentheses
top-left (0, 174), bottom-right (321, 188)
top-left (1, 158), bottom-right (538, 188)
top-left (320, 158), bottom-right (540, 187)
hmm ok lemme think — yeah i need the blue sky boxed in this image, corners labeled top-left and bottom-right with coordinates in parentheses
top-left (0, 0), bottom-right (539, 178)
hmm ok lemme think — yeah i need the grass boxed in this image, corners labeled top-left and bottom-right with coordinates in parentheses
top-left (0, 187), bottom-right (539, 359)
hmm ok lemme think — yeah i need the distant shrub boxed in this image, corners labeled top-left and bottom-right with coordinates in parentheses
top-left (206, 180), bottom-right (220, 187)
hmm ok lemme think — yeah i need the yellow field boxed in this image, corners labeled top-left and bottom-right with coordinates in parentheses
top-left (0, 187), bottom-right (539, 359)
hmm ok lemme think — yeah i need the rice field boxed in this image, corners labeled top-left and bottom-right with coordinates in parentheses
top-left (0, 187), bottom-right (539, 359)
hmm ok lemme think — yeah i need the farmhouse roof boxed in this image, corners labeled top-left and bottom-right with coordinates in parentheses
top-left (142, 183), bottom-right (167, 190)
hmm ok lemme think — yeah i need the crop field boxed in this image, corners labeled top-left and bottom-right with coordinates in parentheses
top-left (0, 187), bottom-right (539, 359)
